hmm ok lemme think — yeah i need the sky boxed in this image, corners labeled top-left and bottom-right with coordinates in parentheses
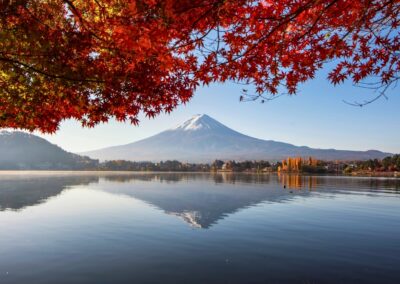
top-left (37, 67), bottom-right (400, 154)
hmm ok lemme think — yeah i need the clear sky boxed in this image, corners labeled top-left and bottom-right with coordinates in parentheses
top-left (37, 67), bottom-right (400, 154)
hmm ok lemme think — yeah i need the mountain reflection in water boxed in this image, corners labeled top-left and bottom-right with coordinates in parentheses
top-left (1, 173), bottom-right (398, 229)
top-left (0, 174), bottom-right (98, 211)
top-left (1, 172), bottom-right (400, 284)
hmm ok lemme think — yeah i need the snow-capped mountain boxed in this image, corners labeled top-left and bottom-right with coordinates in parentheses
top-left (0, 131), bottom-right (97, 170)
top-left (82, 114), bottom-right (390, 162)
top-left (171, 113), bottom-right (230, 132)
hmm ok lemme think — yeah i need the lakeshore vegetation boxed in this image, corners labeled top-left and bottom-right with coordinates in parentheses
top-left (90, 155), bottom-right (400, 176)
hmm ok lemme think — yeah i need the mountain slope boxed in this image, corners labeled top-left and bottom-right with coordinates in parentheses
top-left (83, 114), bottom-right (391, 162)
top-left (0, 131), bottom-right (98, 170)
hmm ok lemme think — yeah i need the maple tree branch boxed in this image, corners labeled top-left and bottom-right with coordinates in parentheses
top-left (343, 77), bottom-right (398, 107)
top-left (0, 55), bottom-right (105, 83)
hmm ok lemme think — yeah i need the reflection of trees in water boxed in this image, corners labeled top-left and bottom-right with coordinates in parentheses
top-left (278, 174), bottom-right (320, 190)
top-left (212, 173), bottom-right (271, 184)
top-left (103, 173), bottom-right (205, 183)
top-left (0, 175), bottom-right (99, 211)
top-left (277, 174), bottom-right (400, 192)
top-left (1, 172), bottom-right (398, 220)
top-left (103, 172), bottom-right (400, 194)
top-left (359, 178), bottom-right (400, 191)
top-left (315, 176), bottom-right (400, 192)
top-left (103, 172), bottom-right (272, 184)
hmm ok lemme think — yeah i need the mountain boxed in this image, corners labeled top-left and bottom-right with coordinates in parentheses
top-left (0, 131), bottom-right (98, 170)
top-left (83, 114), bottom-right (390, 162)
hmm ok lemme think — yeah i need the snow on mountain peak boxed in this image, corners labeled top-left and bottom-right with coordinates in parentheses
top-left (171, 114), bottom-right (222, 131)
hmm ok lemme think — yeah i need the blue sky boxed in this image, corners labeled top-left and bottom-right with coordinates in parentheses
top-left (38, 68), bottom-right (400, 154)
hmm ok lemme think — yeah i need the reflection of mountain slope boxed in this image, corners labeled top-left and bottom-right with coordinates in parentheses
top-left (2, 172), bottom-right (398, 229)
top-left (100, 175), bottom-right (307, 228)
top-left (100, 173), bottom-right (400, 228)
top-left (0, 175), bottom-right (98, 211)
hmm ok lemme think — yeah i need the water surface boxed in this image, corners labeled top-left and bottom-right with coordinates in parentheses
top-left (0, 172), bottom-right (399, 284)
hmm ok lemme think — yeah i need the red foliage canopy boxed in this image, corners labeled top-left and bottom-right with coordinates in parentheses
top-left (1, 0), bottom-right (399, 132)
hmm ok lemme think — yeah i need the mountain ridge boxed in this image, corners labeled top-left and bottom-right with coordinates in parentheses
top-left (82, 114), bottom-right (391, 162)
top-left (0, 131), bottom-right (98, 170)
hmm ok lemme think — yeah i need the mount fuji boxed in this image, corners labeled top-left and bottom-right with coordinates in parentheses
top-left (82, 114), bottom-right (390, 162)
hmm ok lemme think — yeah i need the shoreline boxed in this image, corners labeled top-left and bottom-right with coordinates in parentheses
top-left (0, 170), bottom-right (398, 178)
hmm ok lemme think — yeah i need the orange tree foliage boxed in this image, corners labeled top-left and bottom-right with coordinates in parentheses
top-left (1, 0), bottom-right (399, 132)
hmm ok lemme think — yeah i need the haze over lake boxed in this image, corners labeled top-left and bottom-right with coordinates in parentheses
top-left (0, 172), bottom-right (399, 284)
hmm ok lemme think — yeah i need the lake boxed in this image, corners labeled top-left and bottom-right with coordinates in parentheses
top-left (0, 172), bottom-right (399, 284)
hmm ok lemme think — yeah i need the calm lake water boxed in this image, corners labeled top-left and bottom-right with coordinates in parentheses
top-left (0, 172), bottom-right (399, 284)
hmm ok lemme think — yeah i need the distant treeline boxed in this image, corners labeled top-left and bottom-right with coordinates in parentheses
top-left (97, 160), bottom-right (273, 172)
top-left (344, 154), bottom-right (400, 174)
top-left (98, 160), bottom-right (211, 172)
top-left (0, 155), bottom-right (98, 170)
top-left (95, 155), bottom-right (400, 174)
top-left (2, 155), bottom-right (398, 174)
top-left (96, 160), bottom-right (280, 172)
